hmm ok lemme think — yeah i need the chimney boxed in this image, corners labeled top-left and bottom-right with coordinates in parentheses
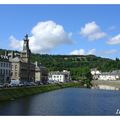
top-left (35, 61), bottom-right (38, 67)
top-left (5, 51), bottom-right (8, 58)
top-left (11, 51), bottom-right (14, 58)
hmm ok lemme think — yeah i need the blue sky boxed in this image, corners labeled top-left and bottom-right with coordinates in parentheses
top-left (0, 5), bottom-right (120, 59)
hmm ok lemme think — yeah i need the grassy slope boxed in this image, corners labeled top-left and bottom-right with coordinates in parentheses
top-left (0, 82), bottom-right (82, 102)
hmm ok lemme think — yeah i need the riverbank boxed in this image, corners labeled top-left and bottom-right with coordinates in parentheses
top-left (0, 82), bottom-right (82, 102)
top-left (91, 80), bottom-right (120, 90)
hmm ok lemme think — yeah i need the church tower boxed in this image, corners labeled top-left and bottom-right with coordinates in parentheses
top-left (21, 34), bottom-right (31, 63)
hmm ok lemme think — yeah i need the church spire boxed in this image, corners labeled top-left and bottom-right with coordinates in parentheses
top-left (21, 34), bottom-right (31, 63)
top-left (23, 34), bottom-right (30, 51)
top-left (24, 34), bottom-right (28, 40)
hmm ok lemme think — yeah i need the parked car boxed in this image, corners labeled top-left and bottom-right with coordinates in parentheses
top-left (9, 80), bottom-right (21, 87)
top-left (3, 83), bottom-right (10, 88)
top-left (22, 82), bottom-right (32, 86)
top-left (35, 81), bottom-right (42, 85)
top-left (18, 83), bottom-right (24, 87)
top-left (29, 82), bottom-right (37, 86)
top-left (9, 83), bottom-right (19, 87)
top-left (0, 84), bottom-right (4, 88)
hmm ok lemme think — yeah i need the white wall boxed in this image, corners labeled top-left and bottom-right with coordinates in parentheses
top-left (98, 75), bottom-right (119, 81)
top-left (49, 74), bottom-right (65, 83)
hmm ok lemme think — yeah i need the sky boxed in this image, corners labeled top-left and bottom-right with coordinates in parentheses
top-left (0, 4), bottom-right (120, 59)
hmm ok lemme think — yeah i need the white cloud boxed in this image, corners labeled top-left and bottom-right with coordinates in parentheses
top-left (9, 36), bottom-right (23, 50)
top-left (70, 48), bottom-right (117, 56)
top-left (9, 20), bottom-right (72, 53)
top-left (70, 48), bottom-right (96, 55)
top-left (87, 49), bottom-right (96, 55)
top-left (80, 21), bottom-right (106, 40)
top-left (107, 34), bottom-right (120, 45)
top-left (70, 49), bottom-right (85, 55)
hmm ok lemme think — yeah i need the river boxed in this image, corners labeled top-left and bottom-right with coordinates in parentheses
top-left (0, 88), bottom-right (120, 115)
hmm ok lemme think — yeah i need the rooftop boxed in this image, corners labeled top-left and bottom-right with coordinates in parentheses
top-left (49, 70), bottom-right (70, 75)
top-left (0, 55), bottom-right (9, 62)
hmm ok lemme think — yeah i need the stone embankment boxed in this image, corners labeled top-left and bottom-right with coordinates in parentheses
top-left (91, 80), bottom-right (120, 90)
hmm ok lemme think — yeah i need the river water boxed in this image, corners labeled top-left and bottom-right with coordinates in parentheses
top-left (0, 88), bottom-right (120, 116)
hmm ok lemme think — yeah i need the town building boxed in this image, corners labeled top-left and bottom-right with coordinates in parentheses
top-left (98, 71), bottom-right (120, 81)
top-left (91, 68), bottom-right (101, 80)
top-left (48, 70), bottom-right (71, 83)
top-left (91, 68), bottom-right (120, 81)
top-left (0, 56), bottom-right (11, 84)
top-left (35, 61), bottom-right (48, 84)
top-left (9, 34), bottom-right (35, 83)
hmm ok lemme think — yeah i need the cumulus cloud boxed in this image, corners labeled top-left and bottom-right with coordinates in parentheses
top-left (9, 36), bottom-right (23, 50)
top-left (70, 48), bottom-right (117, 56)
top-left (70, 49), bottom-right (85, 55)
top-left (107, 34), bottom-right (120, 45)
top-left (9, 20), bottom-right (72, 53)
top-left (80, 21), bottom-right (106, 40)
top-left (87, 49), bottom-right (96, 55)
top-left (70, 48), bottom-right (96, 55)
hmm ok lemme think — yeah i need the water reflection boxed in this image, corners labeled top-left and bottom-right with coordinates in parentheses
top-left (0, 88), bottom-right (120, 115)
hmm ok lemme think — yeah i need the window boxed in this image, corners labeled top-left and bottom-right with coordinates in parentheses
top-left (0, 69), bottom-right (2, 74)
top-left (3, 69), bottom-right (5, 75)
top-left (1, 63), bottom-right (3, 67)
top-left (4, 63), bottom-right (5, 67)
top-left (6, 63), bottom-right (8, 67)
top-left (15, 72), bottom-right (17, 77)
top-left (6, 70), bottom-right (8, 75)
top-left (15, 65), bottom-right (17, 71)
top-left (9, 70), bottom-right (13, 75)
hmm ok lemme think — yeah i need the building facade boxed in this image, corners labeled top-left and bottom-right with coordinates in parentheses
top-left (91, 68), bottom-right (101, 80)
top-left (91, 68), bottom-right (120, 81)
top-left (35, 61), bottom-right (48, 84)
top-left (9, 34), bottom-right (35, 83)
top-left (48, 70), bottom-right (71, 83)
top-left (0, 56), bottom-right (11, 84)
top-left (98, 71), bottom-right (120, 81)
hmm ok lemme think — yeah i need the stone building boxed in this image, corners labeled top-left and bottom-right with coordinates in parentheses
top-left (0, 56), bottom-right (11, 84)
top-left (35, 61), bottom-right (48, 84)
top-left (9, 34), bottom-right (35, 83)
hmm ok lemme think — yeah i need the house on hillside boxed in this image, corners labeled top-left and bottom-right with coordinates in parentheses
top-left (91, 68), bottom-right (120, 81)
top-left (91, 68), bottom-right (101, 80)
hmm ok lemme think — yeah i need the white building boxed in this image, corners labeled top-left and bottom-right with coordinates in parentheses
top-left (48, 70), bottom-right (71, 83)
top-left (0, 55), bottom-right (11, 84)
top-left (91, 68), bottom-right (101, 80)
top-left (99, 71), bottom-right (120, 81)
top-left (91, 68), bottom-right (120, 81)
